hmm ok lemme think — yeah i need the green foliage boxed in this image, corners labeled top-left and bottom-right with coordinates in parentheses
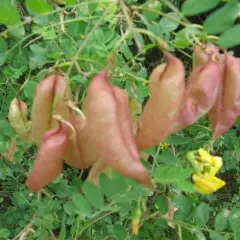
top-left (182, 0), bottom-right (221, 16)
top-left (218, 24), bottom-right (240, 48)
top-left (0, 0), bottom-right (239, 239)
top-left (203, 0), bottom-right (239, 34)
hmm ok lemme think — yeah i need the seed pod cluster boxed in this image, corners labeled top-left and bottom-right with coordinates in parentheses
top-left (7, 44), bottom-right (239, 192)
top-left (192, 45), bottom-right (240, 138)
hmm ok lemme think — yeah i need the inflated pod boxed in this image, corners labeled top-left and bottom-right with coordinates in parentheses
top-left (136, 51), bottom-right (185, 151)
top-left (31, 75), bottom-right (69, 144)
top-left (209, 54), bottom-right (240, 138)
top-left (86, 70), bottom-right (153, 188)
top-left (175, 61), bottom-right (222, 131)
top-left (64, 104), bottom-right (100, 169)
top-left (193, 44), bottom-right (220, 68)
top-left (1, 138), bottom-right (16, 161)
top-left (8, 97), bottom-right (31, 141)
top-left (26, 123), bottom-right (68, 191)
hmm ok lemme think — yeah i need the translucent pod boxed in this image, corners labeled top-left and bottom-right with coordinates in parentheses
top-left (193, 44), bottom-right (220, 68)
top-left (8, 97), bottom-right (31, 141)
top-left (1, 138), bottom-right (16, 162)
top-left (31, 75), bottom-right (71, 144)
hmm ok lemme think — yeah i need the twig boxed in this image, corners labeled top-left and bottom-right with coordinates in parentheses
top-left (133, 6), bottom-right (191, 29)
top-left (119, 0), bottom-right (142, 52)
top-left (77, 211), bottom-right (115, 237)
top-left (64, 3), bottom-right (114, 81)
top-left (59, 12), bottom-right (65, 33)
top-left (12, 214), bottom-right (37, 240)
top-left (75, 62), bottom-right (91, 78)
top-left (23, 35), bottom-right (42, 48)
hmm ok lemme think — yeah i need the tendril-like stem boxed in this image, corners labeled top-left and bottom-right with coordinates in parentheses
top-left (52, 114), bottom-right (76, 140)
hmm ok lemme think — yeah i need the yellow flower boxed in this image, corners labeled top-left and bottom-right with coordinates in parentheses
top-left (192, 174), bottom-right (226, 194)
top-left (187, 148), bottom-right (226, 194)
top-left (160, 142), bottom-right (169, 150)
top-left (1, 30), bottom-right (8, 39)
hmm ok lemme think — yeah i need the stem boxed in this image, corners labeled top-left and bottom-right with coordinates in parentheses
top-left (77, 211), bottom-right (115, 237)
top-left (160, 0), bottom-right (190, 24)
top-left (119, 0), bottom-right (142, 51)
top-left (178, 224), bottom-right (182, 240)
top-left (134, 6), bottom-right (189, 28)
top-left (64, 3), bottom-right (114, 80)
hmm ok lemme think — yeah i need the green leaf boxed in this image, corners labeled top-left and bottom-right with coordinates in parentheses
top-left (113, 224), bottom-right (127, 240)
top-left (0, 120), bottom-right (16, 137)
top-left (174, 27), bottom-right (200, 49)
top-left (8, 25), bottom-right (25, 39)
top-left (0, 229), bottom-right (10, 239)
top-left (100, 174), bottom-right (128, 197)
top-left (30, 44), bottom-right (48, 66)
top-left (234, 231), bottom-right (240, 240)
top-left (120, 43), bottom-right (133, 60)
top-left (72, 193), bottom-right (92, 216)
top-left (195, 203), bottom-right (211, 225)
top-left (154, 218), bottom-right (168, 228)
top-left (218, 24), bottom-right (240, 48)
top-left (23, 81), bottom-right (37, 101)
top-left (42, 29), bottom-right (57, 40)
top-left (155, 196), bottom-right (168, 214)
top-left (143, 1), bottom-right (162, 22)
top-left (159, 13), bottom-right (180, 32)
top-left (182, 0), bottom-right (221, 16)
top-left (26, 0), bottom-right (53, 14)
top-left (157, 148), bottom-right (177, 166)
top-left (203, 0), bottom-right (239, 34)
top-left (83, 181), bottom-right (104, 209)
top-left (165, 135), bottom-right (191, 145)
top-left (173, 194), bottom-right (194, 221)
top-left (154, 167), bottom-right (192, 184)
top-left (0, 1), bottom-right (20, 25)
top-left (59, 213), bottom-right (67, 240)
top-left (64, 0), bottom-right (76, 4)
top-left (63, 201), bottom-right (76, 216)
top-left (210, 232), bottom-right (225, 240)
top-left (111, 187), bottom-right (150, 203)
top-left (229, 208), bottom-right (240, 232)
top-left (0, 38), bottom-right (8, 64)
top-left (177, 181), bottom-right (196, 193)
top-left (215, 209), bottom-right (229, 231)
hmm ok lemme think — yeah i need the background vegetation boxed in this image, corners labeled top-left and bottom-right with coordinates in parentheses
top-left (0, 0), bottom-right (239, 239)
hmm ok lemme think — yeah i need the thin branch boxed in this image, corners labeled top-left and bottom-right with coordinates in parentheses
top-left (118, 0), bottom-right (142, 51)
top-left (64, 3), bottom-right (115, 81)
top-left (133, 6), bottom-right (191, 29)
